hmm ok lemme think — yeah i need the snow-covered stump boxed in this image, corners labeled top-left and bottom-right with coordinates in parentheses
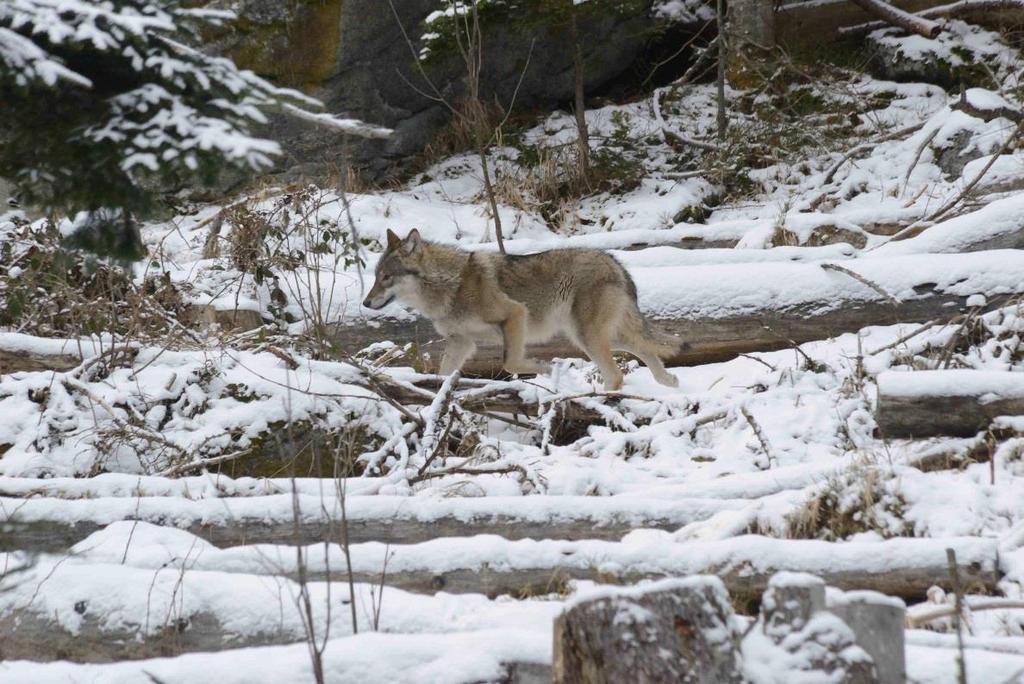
top-left (759, 572), bottom-right (826, 640)
top-left (746, 573), bottom-right (880, 683)
top-left (876, 370), bottom-right (1024, 438)
top-left (828, 590), bottom-right (907, 684)
top-left (552, 577), bottom-right (744, 684)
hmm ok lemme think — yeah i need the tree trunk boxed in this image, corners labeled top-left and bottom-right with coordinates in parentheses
top-left (568, 9), bottom-right (591, 186)
top-left (728, 0), bottom-right (776, 50)
top-left (725, 0), bottom-right (775, 86)
top-left (716, 0), bottom-right (727, 140)
top-left (477, 135), bottom-right (506, 254)
top-left (0, 493), bottom-right (740, 553)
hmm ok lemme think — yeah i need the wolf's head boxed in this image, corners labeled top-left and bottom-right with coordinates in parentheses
top-left (362, 229), bottom-right (426, 310)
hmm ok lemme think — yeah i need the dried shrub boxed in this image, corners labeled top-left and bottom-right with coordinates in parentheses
top-left (783, 467), bottom-right (912, 541)
top-left (0, 216), bottom-right (186, 340)
top-left (417, 97), bottom-right (507, 170)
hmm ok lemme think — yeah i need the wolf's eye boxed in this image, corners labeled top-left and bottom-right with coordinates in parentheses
top-left (380, 274), bottom-right (393, 284)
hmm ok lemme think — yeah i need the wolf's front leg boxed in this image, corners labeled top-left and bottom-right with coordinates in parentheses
top-left (439, 336), bottom-right (476, 375)
top-left (500, 304), bottom-right (549, 375)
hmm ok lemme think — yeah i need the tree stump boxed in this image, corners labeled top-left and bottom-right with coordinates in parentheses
top-left (552, 576), bottom-right (743, 684)
top-left (759, 571), bottom-right (826, 641)
top-left (752, 572), bottom-right (879, 684)
top-left (828, 590), bottom-right (907, 684)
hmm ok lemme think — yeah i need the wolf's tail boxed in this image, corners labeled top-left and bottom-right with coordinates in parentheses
top-left (617, 300), bottom-right (686, 359)
top-left (642, 318), bottom-right (686, 358)
top-left (616, 266), bottom-right (685, 359)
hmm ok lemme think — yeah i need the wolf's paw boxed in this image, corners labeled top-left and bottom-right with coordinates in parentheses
top-left (656, 372), bottom-right (679, 388)
top-left (603, 376), bottom-right (624, 392)
top-left (505, 359), bottom-right (550, 376)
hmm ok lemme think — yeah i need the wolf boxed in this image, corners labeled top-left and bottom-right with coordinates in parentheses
top-left (362, 229), bottom-right (681, 390)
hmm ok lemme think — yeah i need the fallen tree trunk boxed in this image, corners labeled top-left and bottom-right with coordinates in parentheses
top-left (7, 254), bottom-right (1023, 378)
top-left (839, 0), bottom-right (1024, 38)
top-left (777, 0), bottom-right (940, 48)
top-left (126, 533), bottom-right (1000, 601)
top-left (871, 194), bottom-right (1024, 257)
top-left (335, 252), bottom-right (1024, 375)
top-left (0, 334), bottom-right (95, 374)
top-left (876, 370), bottom-right (1024, 438)
top-left (848, 0), bottom-right (942, 37)
top-left (344, 545), bottom-right (997, 600)
top-left (0, 560), bottom-right (550, 666)
top-left (0, 494), bottom-right (740, 552)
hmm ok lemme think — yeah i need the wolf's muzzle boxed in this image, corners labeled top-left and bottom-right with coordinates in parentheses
top-left (362, 294), bottom-right (395, 310)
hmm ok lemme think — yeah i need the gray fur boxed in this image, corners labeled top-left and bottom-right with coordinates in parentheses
top-left (363, 230), bottom-right (680, 390)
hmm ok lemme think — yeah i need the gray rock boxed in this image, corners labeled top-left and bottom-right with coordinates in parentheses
top-left (208, 0), bottom-right (672, 179)
top-left (935, 128), bottom-right (983, 179)
top-left (865, 22), bottom-right (1005, 90)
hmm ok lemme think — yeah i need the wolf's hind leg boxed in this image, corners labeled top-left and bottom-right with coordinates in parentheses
top-left (622, 340), bottom-right (679, 388)
top-left (580, 333), bottom-right (624, 391)
top-left (440, 336), bottom-right (476, 375)
top-left (577, 318), bottom-right (624, 391)
top-left (500, 304), bottom-right (548, 375)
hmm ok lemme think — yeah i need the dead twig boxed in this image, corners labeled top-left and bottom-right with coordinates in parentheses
top-left (946, 548), bottom-right (969, 684)
top-left (408, 462), bottom-right (528, 485)
top-left (822, 121), bottom-right (927, 185)
top-left (155, 446), bottom-right (257, 478)
top-left (889, 118), bottom-right (1024, 242)
top-left (901, 127), bottom-right (940, 196)
top-left (820, 263), bottom-right (901, 305)
top-left (416, 371), bottom-right (461, 463)
top-left (867, 318), bottom-right (942, 356)
top-left (741, 406), bottom-right (775, 468)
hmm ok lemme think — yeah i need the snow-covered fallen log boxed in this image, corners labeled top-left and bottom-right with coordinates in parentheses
top-left (0, 333), bottom-right (104, 374)
top-left (0, 630), bottom-right (551, 683)
top-left (339, 251), bottom-right (1024, 374)
top-left (0, 494), bottom-right (743, 552)
top-left (73, 523), bottom-right (1000, 600)
top-left (10, 633), bottom-right (1024, 684)
top-left (877, 370), bottom-right (1024, 438)
top-left (0, 553), bottom-right (557, 663)
top-left (870, 193), bottom-right (1024, 256)
top-left (314, 535), bottom-right (1001, 599)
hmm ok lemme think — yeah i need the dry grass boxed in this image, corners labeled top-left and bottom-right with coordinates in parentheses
top-left (416, 97), bottom-right (507, 171)
top-left (782, 465), bottom-right (912, 541)
top-left (770, 223), bottom-right (868, 249)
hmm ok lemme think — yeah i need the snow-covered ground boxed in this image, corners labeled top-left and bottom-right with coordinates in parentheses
top-left (3, 20), bottom-right (1024, 684)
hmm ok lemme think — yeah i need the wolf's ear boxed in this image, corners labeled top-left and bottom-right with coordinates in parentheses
top-left (385, 229), bottom-right (401, 251)
top-left (402, 228), bottom-right (423, 255)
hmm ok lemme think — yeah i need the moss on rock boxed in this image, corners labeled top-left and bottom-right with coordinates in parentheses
top-left (228, 0), bottom-right (343, 89)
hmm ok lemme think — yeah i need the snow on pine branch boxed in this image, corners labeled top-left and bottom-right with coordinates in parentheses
top-left (85, 83), bottom-right (282, 174)
top-left (0, 26), bottom-right (91, 88)
top-left (0, 0), bottom-right (390, 207)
